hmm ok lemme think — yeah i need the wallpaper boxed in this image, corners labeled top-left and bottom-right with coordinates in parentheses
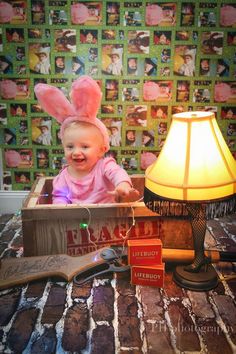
top-left (0, 0), bottom-right (236, 191)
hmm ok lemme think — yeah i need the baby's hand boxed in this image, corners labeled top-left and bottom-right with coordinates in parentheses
top-left (108, 182), bottom-right (140, 202)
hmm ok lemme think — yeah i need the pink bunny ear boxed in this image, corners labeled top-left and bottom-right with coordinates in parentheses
top-left (34, 83), bottom-right (76, 123)
top-left (60, 76), bottom-right (110, 152)
top-left (70, 76), bottom-right (102, 122)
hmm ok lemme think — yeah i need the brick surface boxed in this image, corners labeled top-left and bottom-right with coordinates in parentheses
top-left (6, 307), bottom-right (39, 353)
top-left (0, 214), bottom-right (14, 226)
top-left (11, 232), bottom-right (23, 249)
top-left (163, 268), bottom-right (184, 298)
top-left (195, 318), bottom-right (233, 354)
top-left (62, 302), bottom-right (89, 352)
top-left (213, 294), bottom-right (236, 326)
top-left (30, 327), bottom-right (57, 354)
top-left (139, 286), bottom-right (163, 320)
top-left (119, 350), bottom-right (143, 354)
top-left (0, 229), bottom-right (17, 243)
top-left (72, 280), bottom-right (92, 299)
top-left (0, 289), bottom-right (21, 326)
top-left (213, 294), bottom-right (236, 344)
top-left (118, 316), bottom-right (142, 348)
top-left (144, 321), bottom-right (175, 354)
top-left (168, 301), bottom-right (201, 352)
top-left (213, 279), bottom-right (227, 295)
top-left (91, 324), bottom-right (115, 354)
top-left (25, 280), bottom-right (48, 299)
top-left (188, 291), bottom-right (215, 319)
top-left (208, 218), bottom-right (236, 251)
top-left (0, 242), bottom-right (8, 255)
top-left (0, 329), bottom-right (3, 350)
top-left (117, 294), bottom-right (139, 316)
top-left (227, 278), bottom-right (236, 294)
top-left (1, 247), bottom-right (18, 258)
top-left (116, 274), bottom-right (136, 295)
top-left (92, 284), bottom-right (114, 322)
top-left (41, 284), bottom-right (67, 325)
top-left (1, 213), bottom-right (236, 353)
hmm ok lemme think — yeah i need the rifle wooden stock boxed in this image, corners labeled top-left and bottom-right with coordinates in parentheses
top-left (0, 248), bottom-right (106, 290)
top-left (0, 248), bottom-right (233, 290)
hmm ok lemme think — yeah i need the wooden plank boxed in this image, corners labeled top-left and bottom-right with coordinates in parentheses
top-left (27, 179), bottom-right (46, 208)
top-left (22, 176), bottom-right (193, 256)
top-left (22, 215), bottom-right (192, 256)
top-left (22, 203), bottom-right (158, 221)
top-left (22, 177), bottom-right (41, 208)
top-left (22, 219), bottom-right (38, 256)
top-left (34, 219), bottom-right (67, 256)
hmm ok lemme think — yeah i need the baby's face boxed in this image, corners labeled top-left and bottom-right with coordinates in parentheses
top-left (62, 123), bottom-right (105, 177)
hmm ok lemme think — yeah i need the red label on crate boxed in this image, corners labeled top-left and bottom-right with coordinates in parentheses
top-left (128, 239), bottom-right (162, 265)
top-left (66, 220), bottom-right (160, 256)
top-left (131, 264), bottom-right (164, 288)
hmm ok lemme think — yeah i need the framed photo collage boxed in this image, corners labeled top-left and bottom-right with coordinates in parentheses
top-left (1, 0), bottom-right (236, 190)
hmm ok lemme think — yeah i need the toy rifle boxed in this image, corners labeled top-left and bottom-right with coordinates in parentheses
top-left (0, 246), bottom-right (235, 290)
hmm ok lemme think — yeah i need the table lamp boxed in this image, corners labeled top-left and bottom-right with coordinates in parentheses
top-left (144, 111), bottom-right (236, 291)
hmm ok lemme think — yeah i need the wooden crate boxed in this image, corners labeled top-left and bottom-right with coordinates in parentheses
top-left (21, 176), bottom-right (193, 256)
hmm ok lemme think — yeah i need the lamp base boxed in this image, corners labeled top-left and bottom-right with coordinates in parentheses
top-left (173, 265), bottom-right (218, 291)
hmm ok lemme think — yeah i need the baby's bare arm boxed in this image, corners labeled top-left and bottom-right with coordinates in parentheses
top-left (108, 182), bottom-right (140, 202)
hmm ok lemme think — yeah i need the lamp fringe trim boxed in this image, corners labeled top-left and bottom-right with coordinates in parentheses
top-left (144, 187), bottom-right (236, 220)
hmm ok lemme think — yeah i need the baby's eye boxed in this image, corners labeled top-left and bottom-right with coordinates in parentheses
top-left (82, 144), bottom-right (89, 149)
top-left (66, 144), bottom-right (74, 149)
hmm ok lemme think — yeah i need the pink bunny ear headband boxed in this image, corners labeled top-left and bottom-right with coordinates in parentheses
top-left (34, 76), bottom-right (110, 151)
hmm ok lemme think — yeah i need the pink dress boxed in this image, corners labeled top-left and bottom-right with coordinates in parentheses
top-left (52, 157), bottom-right (132, 204)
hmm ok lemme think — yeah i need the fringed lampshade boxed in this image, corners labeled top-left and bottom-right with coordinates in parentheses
top-left (144, 111), bottom-right (236, 291)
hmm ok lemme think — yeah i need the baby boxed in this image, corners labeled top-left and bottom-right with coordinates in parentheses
top-left (34, 76), bottom-right (139, 204)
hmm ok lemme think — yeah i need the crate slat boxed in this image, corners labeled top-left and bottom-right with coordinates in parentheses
top-left (22, 177), bottom-right (193, 256)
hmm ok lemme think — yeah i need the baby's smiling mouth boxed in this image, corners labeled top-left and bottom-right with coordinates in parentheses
top-left (73, 158), bottom-right (85, 163)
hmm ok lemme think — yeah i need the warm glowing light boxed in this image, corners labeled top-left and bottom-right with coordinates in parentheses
top-left (145, 111), bottom-right (236, 201)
